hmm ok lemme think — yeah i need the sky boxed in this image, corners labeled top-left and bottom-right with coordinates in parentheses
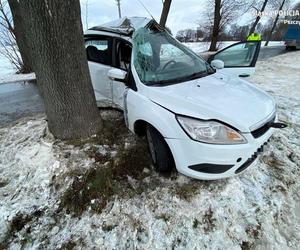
top-left (79, 0), bottom-right (300, 35)
top-left (79, 0), bottom-right (206, 35)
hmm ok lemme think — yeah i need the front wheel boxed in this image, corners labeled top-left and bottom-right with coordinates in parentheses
top-left (146, 125), bottom-right (174, 172)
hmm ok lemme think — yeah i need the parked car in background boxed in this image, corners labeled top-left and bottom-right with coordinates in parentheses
top-left (284, 24), bottom-right (300, 50)
top-left (84, 17), bottom-right (285, 180)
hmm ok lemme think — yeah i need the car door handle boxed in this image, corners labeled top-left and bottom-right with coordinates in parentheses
top-left (239, 74), bottom-right (250, 78)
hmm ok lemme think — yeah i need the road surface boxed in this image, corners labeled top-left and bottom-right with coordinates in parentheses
top-left (0, 82), bottom-right (44, 126)
top-left (0, 45), bottom-right (291, 126)
top-left (258, 45), bottom-right (287, 60)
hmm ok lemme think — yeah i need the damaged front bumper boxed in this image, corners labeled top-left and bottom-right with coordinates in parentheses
top-left (165, 127), bottom-right (274, 180)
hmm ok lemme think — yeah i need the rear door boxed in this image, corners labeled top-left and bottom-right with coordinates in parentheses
top-left (208, 41), bottom-right (261, 78)
top-left (85, 36), bottom-right (113, 106)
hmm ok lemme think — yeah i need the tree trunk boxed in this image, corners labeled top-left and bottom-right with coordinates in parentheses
top-left (264, 0), bottom-right (285, 46)
top-left (160, 0), bottom-right (172, 28)
top-left (7, 0), bottom-right (33, 73)
top-left (209, 0), bottom-right (221, 51)
top-left (13, 0), bottom-right (102, 140)
top-left (249, 0), bottom-right (269, 35)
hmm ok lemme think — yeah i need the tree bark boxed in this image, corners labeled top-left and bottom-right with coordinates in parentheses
top-left (264, 0), bottom-right (285, 46)
top-left (249, 0), bottom-right (269, 35)
top-left (209, 0), bottom-right (221, 51)
top-left (14, 0), bottom-right (102, 140)
top-left (8, 0), bottom-right (33, 73)
top-left (160, 0), bottom-right (172, 28)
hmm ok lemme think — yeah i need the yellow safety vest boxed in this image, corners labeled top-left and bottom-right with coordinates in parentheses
top-left (247, 33), bottom-right (261, 41)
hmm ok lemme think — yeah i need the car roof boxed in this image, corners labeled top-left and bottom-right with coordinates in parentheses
top-left (87, 16), bottom-right (153, 37)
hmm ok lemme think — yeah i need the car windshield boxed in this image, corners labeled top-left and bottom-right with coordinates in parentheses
top-left (133, 27), bottom-right (214, 85)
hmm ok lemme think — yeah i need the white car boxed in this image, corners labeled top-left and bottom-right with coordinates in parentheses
top-left (84, 17), bottom-right (283, 180)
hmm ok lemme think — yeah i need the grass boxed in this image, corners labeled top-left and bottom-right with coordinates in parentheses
top-left (60, 132), bottom-right (152, 216)
top-left (202, 208), bottom-right (216, 233)
top-left (193, 218), bottom-right (199, 228)
top-left (59, 110), bottom-right (205, 216)
top-left (1, 210), bottom-right (44, 248)
top-left (172, 182), bottom-right (199, 201)
top-left (65, 111), bottom-right (129, 148)
top-left (0, 180), bottom-right (8, 188)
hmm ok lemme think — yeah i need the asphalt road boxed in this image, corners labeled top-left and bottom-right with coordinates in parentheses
top-left (0, 45), bottom-right (289, 126)
top-left (258, 45), bottom-right (287, 60)
top-left (0, 82), bottom-right (44, 126)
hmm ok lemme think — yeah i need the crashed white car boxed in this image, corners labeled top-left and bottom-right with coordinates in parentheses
top-left (84, 17), bottom-right (284, 180)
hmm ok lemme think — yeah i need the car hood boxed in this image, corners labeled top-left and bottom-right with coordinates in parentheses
top-left (144, 73), bottom-right (276, 132)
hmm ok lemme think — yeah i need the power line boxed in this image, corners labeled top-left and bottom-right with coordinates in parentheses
top-left (135, 0), bottom-right (156, 21)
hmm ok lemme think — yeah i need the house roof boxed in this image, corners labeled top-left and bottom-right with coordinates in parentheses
top-left (89, 17), bottom-right (153, 36)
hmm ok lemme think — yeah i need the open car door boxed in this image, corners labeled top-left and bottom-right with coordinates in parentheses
top-left (208, 41), bottom-right (261, 78)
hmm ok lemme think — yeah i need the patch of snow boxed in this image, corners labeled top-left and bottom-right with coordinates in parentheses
top-left (0, 47), bottom-right (36, 85)
top-left (0, 73), bottom-right (36, 85)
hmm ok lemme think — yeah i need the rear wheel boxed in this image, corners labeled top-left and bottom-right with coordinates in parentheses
top-left (286, 46), bottom-right (296, 50)
top-left (146, 125), bottom-right (174, 172)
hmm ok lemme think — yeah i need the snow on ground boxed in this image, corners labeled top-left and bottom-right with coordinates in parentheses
top-left (0, 52), bottom-right (300, 249)
top-left (0, 73), bottom-right (36, 85)
top-left (0, 48), bottom-right (35, 85)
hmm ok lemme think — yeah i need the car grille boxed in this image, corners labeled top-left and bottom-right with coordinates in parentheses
top-left (235, 142), bottom-right (267, 174)
top-left (251, 114), bottom-right (275, 139)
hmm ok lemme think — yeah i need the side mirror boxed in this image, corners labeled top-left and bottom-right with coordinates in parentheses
top-left (107, 68), bottom-right (127, 81)
top-left (211, 59), bottom-right (224, 70)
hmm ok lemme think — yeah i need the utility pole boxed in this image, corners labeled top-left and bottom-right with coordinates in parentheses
top-left (85, 0), bottom-right (88, 29)
top-left (116, 0), bottom-right (121, 18)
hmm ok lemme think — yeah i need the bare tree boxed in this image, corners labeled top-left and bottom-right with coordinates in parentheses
top-left (9, 0), bottom-right (102, 140)
top-left (0, 0), bottom-right (21, 70)
top-left (8, 0), bottom-right (33, 73)
top-left (116, 0), bottom-right (121, 19)
top-left (209, 0), bottom-right (221, 51)
top-left (264, 0), bottom-right (285, 46)
top-left (176, 29), bottom-right (196, 42)
top-left (0, 0), bottom-right (32, 73)
top-left (229, 24), bottom-right (251, 40)
top-left (202, 0), bottom-right (248, 51)
top-left (249, 0), bottom-right (269, 35)
top-left (264, 0), bottom-right (290, 46)
top-left (160, 0), bottom-right (172, 28)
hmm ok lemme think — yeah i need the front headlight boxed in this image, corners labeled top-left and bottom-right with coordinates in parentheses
top-left (176, 115), bottom-right (247, 144)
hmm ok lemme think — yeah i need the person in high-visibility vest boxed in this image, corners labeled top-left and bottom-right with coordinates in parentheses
top-left (246, 32), bottom-right (261, 60)
top-left (247, 32), bottom-right (262, 41)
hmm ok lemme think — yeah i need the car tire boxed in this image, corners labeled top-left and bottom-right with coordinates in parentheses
top-left (286, 46), bottom-right (296, 50)
top-left (146, 125), bottom-right (174, 172)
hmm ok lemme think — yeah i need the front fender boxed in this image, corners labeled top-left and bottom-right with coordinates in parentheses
top-left (126, 90), bottom-right (187, 139)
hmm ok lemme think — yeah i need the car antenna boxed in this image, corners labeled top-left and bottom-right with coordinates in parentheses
top-left (136, 0), bottom-right (156, 21)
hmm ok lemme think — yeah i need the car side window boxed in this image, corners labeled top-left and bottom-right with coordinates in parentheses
top-left (115, 40), bottom-right (132, 71)
top-left (85, 37), bottom-right (112, 66)
top-left (213, 42), bottom-right (260, 67)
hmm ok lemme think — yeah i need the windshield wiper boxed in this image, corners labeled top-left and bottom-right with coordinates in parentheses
top-left (146, 71), bottom-right (209, 86)
top-left (188, 71), bottom-right (208, 79)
